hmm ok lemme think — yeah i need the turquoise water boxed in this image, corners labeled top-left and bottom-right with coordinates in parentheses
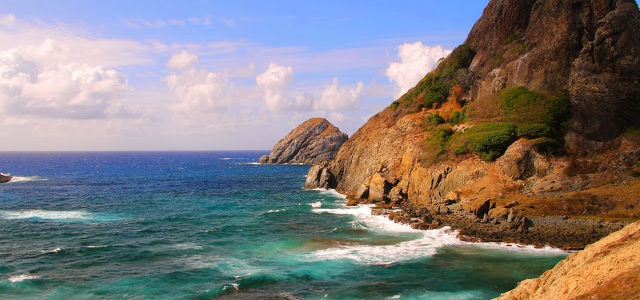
top-left (0, 152), bottom-right (566, 299)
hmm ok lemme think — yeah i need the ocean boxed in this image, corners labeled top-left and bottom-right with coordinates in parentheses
top-left (0, 152), bottom-right (566, 299)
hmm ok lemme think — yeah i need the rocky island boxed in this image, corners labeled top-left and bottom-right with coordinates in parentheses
top-left (258, 118), bottom-right (348, 165)
top-left (305, 0), bottom-right (640, 249)
top-left (0, 173), bottom-right (12, 183)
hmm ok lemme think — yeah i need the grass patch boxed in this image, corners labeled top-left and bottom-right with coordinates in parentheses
top-left (517, 123), bottom-right (551, 138)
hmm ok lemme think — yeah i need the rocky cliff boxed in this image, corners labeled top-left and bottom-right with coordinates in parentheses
top-left (259, 118), bottom-right (348, 165)
top-left (305, 0), bottom-right (640, 248)
top-left (496, 221), bottom-right (640, 299)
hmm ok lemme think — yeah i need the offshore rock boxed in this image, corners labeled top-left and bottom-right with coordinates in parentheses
top-left (0, 173), bottom-right (11, 183)
top-left (261, 118), bottom-right (347, 165)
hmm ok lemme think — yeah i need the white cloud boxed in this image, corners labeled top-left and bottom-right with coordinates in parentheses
top-left (386, 42), bottom-right (451, 98)
top-left (314, 77), bottom-right (364, 111)
top-left (0, 40), bottom-right (130, 119)
top-left (166, 68), bottom-right (233, 114)
top-left (0, 14), bottom-right (15, 27)
top-left (167, 50), bottom-right (198, 70)
top-left (256, 63), bottom-right (295, 112)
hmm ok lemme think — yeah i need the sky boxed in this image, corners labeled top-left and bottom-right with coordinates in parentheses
top-left (0, 0), bottom-right (489, 150)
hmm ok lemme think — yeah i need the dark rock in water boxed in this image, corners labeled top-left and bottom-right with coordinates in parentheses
top-left (0, 174), bottom-right (11, 183)
top-left (260, 118), bottom-right (348, 165)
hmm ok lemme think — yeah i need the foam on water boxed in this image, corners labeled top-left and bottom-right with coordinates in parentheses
top-left (310, 227), bottom-right (462, 265)
top-left (312, 188), bottom-right (347, 199)
top-left (309, 201), bottom-right (322, 208)
top-left (0, 209), bottom-right (122, 222)
top-left (7, 275), bottom-right (40, 283)
top-left (310, 190), bottom-right (566, 265)
top-left (40, 247), bottom-right (62, 254)
top-left (8, 176), bottom-right (47, 183)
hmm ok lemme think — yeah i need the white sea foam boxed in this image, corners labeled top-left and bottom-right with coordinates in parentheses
top-left (7, 275), bottom-right (40, 283)
top-left (246, 162), bottom-right (262, 165)
top-left (310, 227), bottom-right (462, 265)
top-left (473, 241), bottom-right (567, 255)
top-left (310, 202), bottom-right (565, 265)
top-left (85, 245), bottom-right (108, 249)
top-left (0, 210), bottom-right (92, 220)
top-left (265, 209), bottom-right (285, 213)
top-left (40, 247), bottom-right (61, 254)
top-left (312, 188), bottom-right (347, 199)
top-left (312, 204), bottom-right (419, 234)
top-left (171, 243), bottom-right (203, 250)
top-left (8, 176), bottom-right (47, 183)
top-left (220, 158), bottom-right (235, 160)
top-left (309, 201), bottom-right (322, 208)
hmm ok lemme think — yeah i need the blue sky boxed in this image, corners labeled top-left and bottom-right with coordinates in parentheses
top-left (0, 1), bottom-right (489, 150)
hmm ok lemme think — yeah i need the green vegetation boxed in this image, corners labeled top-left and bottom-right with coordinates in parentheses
top-left (396, 44), bottom-right (476, 114)
top-left (390, 100), bottom-right (400, 110)
top-left (427, 113), bottom-right (445, 126)
top-left (502, 32), bottom-right (523, 45)
top-left (438, 44), bottom-right (476, 78)
top-left (447, 110), bottom-right (466, 124)
top-left (454, 122), bottom-right (517, 161)
top-left (424, 125), bottom-right (454, 161)
top-left (491, 54), bottom-right (503, 66)
top-left (499, 87), bottom-right (571, 134)
top-left (517, 123), bottom-right (551, 138)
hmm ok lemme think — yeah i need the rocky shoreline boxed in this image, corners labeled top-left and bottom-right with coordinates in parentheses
top-left (363, 200), bottom-right (626, 250)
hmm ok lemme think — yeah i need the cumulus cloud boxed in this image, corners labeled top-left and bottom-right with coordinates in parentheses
top-left (0, 40), bottom-right (130, 119)
top-left (386, 42), bottom-right (451, 98)
top-left (167, 50), bottom-right (198, 70)
top-left (166, 68), bottom-right (233, 114)
top-left (256, 63), bottom-right (296, 112)
top-left (314, 77), bottom-right (364, 111)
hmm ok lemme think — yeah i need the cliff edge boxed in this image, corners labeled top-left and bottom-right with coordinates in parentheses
top-left (259, 118), bottom-right (348, 165)
top-left (496, 221), bottom-right (640, 299)
top-left (305, 0), bottom-right (640, 249)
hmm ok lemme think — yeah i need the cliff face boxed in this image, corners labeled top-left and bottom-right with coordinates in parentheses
top-left (496, 221), bottom-right (640, 299)
top-left (305, 0), bottom-right (640, 248)
top-left (259, 118), bottom-right (348, 165)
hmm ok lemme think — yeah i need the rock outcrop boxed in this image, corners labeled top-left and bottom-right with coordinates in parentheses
top-left (304, 0), bottom-right (640, 249)
top-left (0, 174), bottom-right (11, 183)
top-left (259, 118), bottom-right (348, 165)
top-left (496, 221), bottom-right (640, 299)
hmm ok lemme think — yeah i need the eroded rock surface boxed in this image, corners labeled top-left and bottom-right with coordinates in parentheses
top-left (260, 118), bottom-right (347, 165)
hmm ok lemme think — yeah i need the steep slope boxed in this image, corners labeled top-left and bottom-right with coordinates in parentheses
top-left (259, 118), bottom-right (348, 165)
top-left (305, 0), bottom-right (640, 248)
top-left (496, 221), bottom-right (640, 299)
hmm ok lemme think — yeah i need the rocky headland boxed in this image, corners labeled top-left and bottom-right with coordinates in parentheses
top-left (259, 118), bottom-right (348, 165)
top-left (496, 220), bottom-right (640, 299)
top-left (305, 0), bottom-right (640, 249)
top-left (0, 173), bottom-right (12, 183)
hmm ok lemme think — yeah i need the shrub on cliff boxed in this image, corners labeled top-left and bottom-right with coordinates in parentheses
top-left (454, 122), bottom-right (517, 161)
top-left (499, 87), bottom-right (571, 129)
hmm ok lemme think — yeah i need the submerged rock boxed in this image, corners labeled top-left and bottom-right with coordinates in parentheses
top-left (260, 118), bottom-right (348, 165)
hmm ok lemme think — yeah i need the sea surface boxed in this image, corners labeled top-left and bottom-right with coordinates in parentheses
top-left (0, 152), bottom-right (566, 299)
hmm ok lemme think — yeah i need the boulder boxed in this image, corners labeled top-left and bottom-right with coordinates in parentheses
top-left (368, 173), bottom-right (390, 202)
top-left (471, 199), bottom-right (492, 218)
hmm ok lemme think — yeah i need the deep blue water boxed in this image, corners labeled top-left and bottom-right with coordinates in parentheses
top-left (0, 152), bottom-right (566, 299)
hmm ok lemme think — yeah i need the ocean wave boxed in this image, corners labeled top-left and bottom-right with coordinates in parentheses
top-left (309, 201), bottom-right (322, 208)
top-left (85, 245), bottom-right (108, 249)
top-left (0, 209), bottom-right (122, 222)
top-left (7, 275), bottom-right (40, 283)
top-left (8, 176), bottom-right (47, 183)
top-left (40, 247), bottom-right (62, 254)
top-left (312, 204), bottom-right (419, 234)
top-left (309, 227), bottom-right (462, 265)
top-left (312, 188), bottom-right (347, 199)
top-left (265, 209), bottom-right (285, 214)
top-left (171, 243), bottom-right (203, 250)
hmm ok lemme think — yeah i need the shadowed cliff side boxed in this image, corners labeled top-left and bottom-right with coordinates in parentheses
top-left (304, 0), bottom-right (640, 249)
top-left (259, 118), bottom-right (348, 165)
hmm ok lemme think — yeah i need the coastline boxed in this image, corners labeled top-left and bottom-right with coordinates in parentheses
top-left (310, 188), bottom-right (570, 253)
